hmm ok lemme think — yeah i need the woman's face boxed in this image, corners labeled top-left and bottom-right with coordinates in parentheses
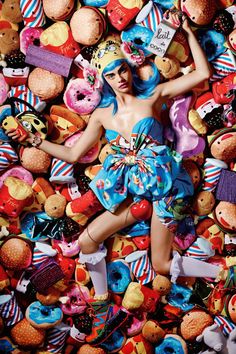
top-left (103, 62), bottom-right (132, 93)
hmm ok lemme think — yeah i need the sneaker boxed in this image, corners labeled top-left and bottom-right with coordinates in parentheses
top-left (85, 300), bottom-right (111, 344)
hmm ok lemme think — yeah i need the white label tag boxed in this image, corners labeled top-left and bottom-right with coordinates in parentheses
top-left (147, 19), bottom-right (177, 57)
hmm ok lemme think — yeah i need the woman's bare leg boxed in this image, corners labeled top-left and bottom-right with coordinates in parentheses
top-left (150, 209), bottom-right (174, 275)
top-left (78, 198), bottom-right (136, 253)
top-left (150, 208), bottom-right (220, 282)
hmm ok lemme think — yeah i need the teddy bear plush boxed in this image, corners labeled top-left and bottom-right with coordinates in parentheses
top-left (196, 323), bottom-right (227, 352)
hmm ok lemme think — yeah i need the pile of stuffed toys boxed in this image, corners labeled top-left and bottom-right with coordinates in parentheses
top-left (0, 0), bottom-right (236, 353)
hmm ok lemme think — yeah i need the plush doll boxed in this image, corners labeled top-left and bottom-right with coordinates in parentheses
top-left (196, 323), bottom-right (227, 352)
top-left (195, 92), bottom-right (224, 131)
top-left (154, 55), bottom-right (193, 79)
top-left (44, 194), bottom-right (67, 218)
top-left (28, 68), bottom-right (64, 101)
top-left (40, 21), bottom-right (80, 58)
top-left (176, 0), bottom-right (216, 26)
top-left (141, 320), bottom-right (165, 344)
top-left (119, 334), bottom-right (154, 354)
top-left (0, 176), bottom-right (33, 217)
top-left (19, 146), bottom-right (51, 174)
top-left (180, 309), bottom-right (214, 341)
top-left (192, 190), bottom-right (216, 216)
top-left (207, 126), bottom-right (236, 162)
top-left (48, 105), bottom-right (86, 144)
top-left (3, 51), bottom-right (29, 87)
top-left (227, 28), bottom-right (236, 55)
top-left (106, 233), bottom-right (137, 261)
top-left (122, 281), bottom-right (160, 312)
top-left (0, 28), bottom-right (20, 55)
top-left (214, 201), bottom-right (236, 233)
top-left (1, 0), bottom-right (23, 24)
top-left (212, 73), bottom-right (236, 105)
top-left (152, 274), bottom-right (172, 296)
top-left (70, 7), bottom-right (106, 46)
top-left (182, 160), bottom-right (201, 190)
top-left (42, 0), bottom-right (75, 21)
top-left (106, 0), bottom-right (145, 31)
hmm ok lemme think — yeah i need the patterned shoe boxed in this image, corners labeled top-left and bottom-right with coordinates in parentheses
top-left (88, 305), bottom-right (129, 346)
top-left (85, 300), bottom-right (111, 344)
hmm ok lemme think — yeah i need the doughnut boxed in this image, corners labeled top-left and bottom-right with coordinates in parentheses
top-left (26, 301), bottom-right (63, 329)
top-left (63, 77), bottom-right (101, 115)
top-left (127, 312), bottom-right (147, 336)
top-left (51, 238), bottom-right (80, 258)
top-left (20, 26), bottom-right (44, 55)
top-left (197, 29), bottom-right (226, 62)
top-left (154, 334), bottom-right (188, 354)
top-left (121, 24), bottom-right (153, 57)
top-left (59, 284), bottom-right (91, 315)
top-left (167, 284), bottom-right (194, 312)
top-left (107, 259), bottom-right (133, 294)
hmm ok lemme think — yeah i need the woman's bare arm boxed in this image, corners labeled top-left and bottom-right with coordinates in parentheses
top-left (7, 109), bottom-right (104, 164)
top-left (153, 14), bottom-right (211, 100)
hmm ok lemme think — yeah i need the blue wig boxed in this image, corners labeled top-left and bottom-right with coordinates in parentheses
top-left (98, 59), bottom-right (160, 115)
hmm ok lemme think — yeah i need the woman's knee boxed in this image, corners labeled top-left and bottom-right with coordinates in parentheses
top-left (152, 257), bottom-right (170, 276)
top-left (78, 230), bottom-right (99, 254)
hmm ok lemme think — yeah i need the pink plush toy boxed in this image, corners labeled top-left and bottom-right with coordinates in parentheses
top-left (20, 27), bottom-right (44, 55)
top-left (0, 74), bottom-right (8, 105)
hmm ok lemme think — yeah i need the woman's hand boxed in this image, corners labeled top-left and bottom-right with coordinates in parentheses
top-left (5, 129), bottom-right (35, 144)
top-left (164, 8), bottom-right (192, 34)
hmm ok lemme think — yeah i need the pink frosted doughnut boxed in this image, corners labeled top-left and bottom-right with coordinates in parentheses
top-left (127, 312), bottom-right (147, 336)
top-left (59, 284), bottom-right (91, 315)
top-left (64, 131), bottom-right (101, 163)
top-left (0, 166), bottom-right (34, 189)
top-left (63, 78), bottom-right (101, 115)
top-left (20, 26), bottom-right (43, 54)
top-left (51, 238), bottom-right (80, 258)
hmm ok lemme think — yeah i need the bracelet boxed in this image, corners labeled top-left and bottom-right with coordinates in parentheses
top-left (31, 134), bottom-right (42, 148)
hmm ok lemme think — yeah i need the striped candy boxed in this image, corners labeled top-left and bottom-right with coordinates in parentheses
top-left (50, 158), bottom-right (75, 184)
top-left (210, 50), bottom-right (236, 82)
top-left (0, 293), bottom-right (23, 327)
top-left (140, 3), bottom-right (163, 33)
top-left (214, 315), bottom-right (236, 336)
top-left (185, 238), bottom-right (214, 261)
top-left (0, 143), bottom-right (18, 172)
top-left (202, 159), bottom-right (226, 192)
top-left (20, 0), bottom-right (46, 27)
top-left (8, 85), bottom-right (46, 112)
top-left (46, 324), bottom-right (70, 353)
top-left (129, 251), bottom-right (156, 285)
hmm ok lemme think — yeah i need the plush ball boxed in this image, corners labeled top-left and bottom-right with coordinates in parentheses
top-left (44, 194), bottom-right (67, 218)
top-left (10, 318), bottom-right (45, 348)
top-left (28, 68), bottom-right (64, 101)
top-left (154, 56), bottom-right (180, 79)
top-left (178, 0), bottom-right (216, 26)
top-left (142, 320), bottom-right (165, 343)
top-left (77, 345), bottom-right (106, 354)
top-left (70, 7), bottom-right (106, 45)
top-left (20, 147), bottom-right (51, 174)
top-left (2, 0), bottom-right (23, 24)
top-left (0, 237), bottom-right (32, 270)
top-left (43, 0), bottom-right (75, 20)
top-left (152, 274), bottom-right (172, 296)
top-left (180, 309), bottom-right (213, 341)
top-left (192, 190), bottom-right (215, 216)
top-left (0, 28), bottom-right (20, 55)
top-left (182, 160), bottom-right (201, 190)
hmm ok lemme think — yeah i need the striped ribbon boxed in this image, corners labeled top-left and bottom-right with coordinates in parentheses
top-left (20, 0), bottom-right (46, 27)
top-left (214, 315), bottom-right (236, 336)
top-left (50, 158), bottom-right (75, 184)
top-left (140, 3), bottom-right (163, 33)
top-left (0, 143), bottom-right (18, 171)
top-left (0, 293), bottom-right (23, 327)
top-left (8, 85), bottom-right (46, 112)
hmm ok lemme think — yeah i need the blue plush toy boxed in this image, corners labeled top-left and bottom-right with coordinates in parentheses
top-left (121, 24), bottom-right (154, 56)
top-left (83, 0), bottom-right (109, 6)
top-left (196, 29), bottom-right (226, 62)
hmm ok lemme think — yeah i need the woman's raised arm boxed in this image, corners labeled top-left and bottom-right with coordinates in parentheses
top-left (154, 14), bottom-right (211, 100)
top-left (7, 109), bottom-right (104, 164)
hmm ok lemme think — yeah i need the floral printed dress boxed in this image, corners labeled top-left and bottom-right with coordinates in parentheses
top-left (90, 117), bottom-right (195, 238)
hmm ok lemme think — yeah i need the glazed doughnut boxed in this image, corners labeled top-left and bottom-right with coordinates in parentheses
top-left (20, 27), bottom-right (44, 54)
top-left (59, 284), bottom-right (91, 315)
top-left (121, 24), bottom-right (153, 57)
top-left (127, 312), bottom-right (147, 336)
top-left (26, 301), bottom-right (63, 329)
top-left (154, 334), bottom-right (188, 354)
top-left (107, 259), bottom-right (133, 294)
top-left (63, 78), bottom-right (101, 115)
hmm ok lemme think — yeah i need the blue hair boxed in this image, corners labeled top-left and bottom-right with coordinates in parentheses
top-left (98, 59), bottom-right (160, 115)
